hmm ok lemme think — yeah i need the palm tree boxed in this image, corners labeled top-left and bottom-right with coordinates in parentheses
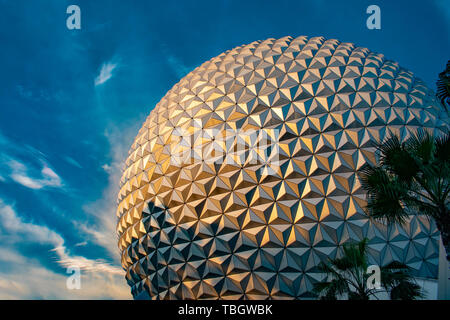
top-left (360, 129), bottom-right (450, 260)
top-left (313, 238), bottom-right (423, 300)
top-left (437, 60), bottom-right (449, 110)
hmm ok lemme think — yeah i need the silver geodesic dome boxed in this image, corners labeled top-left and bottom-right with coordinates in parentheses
top-left (117, 36), bottom-right (449, 299)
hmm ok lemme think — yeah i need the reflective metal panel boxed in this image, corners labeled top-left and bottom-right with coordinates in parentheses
top-left (117, 36), bottom-right (449, 299)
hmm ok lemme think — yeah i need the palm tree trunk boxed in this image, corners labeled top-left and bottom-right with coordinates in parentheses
top-left (435, 206), bottom-right (450, 262)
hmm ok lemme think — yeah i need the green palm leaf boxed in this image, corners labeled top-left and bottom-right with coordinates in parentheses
top-left (313, 238), bottom-right (421, 300)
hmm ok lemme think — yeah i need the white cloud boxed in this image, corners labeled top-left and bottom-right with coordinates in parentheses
top-left (0, 120), bottom-right (135, 299)
top-left (95, 62), bottom-right (118, 86)
top-left (74, 241), bottom-right (87, 247)
top-left (0, 200), bottom-right (122, 274)
top-left (7, 160), bottom-right (62, 190)
top-left (0, 200), bottom-right (131, 299)
top-left (0, 132), bottom-right (64, 190)
top-left (15, 85), bottom-right (64, 103)
top-left (0, 200), bottom-right (64, 246)
top-left (0, 247), bottom-right (130, 299)
top-left (101, 163), bottom-right (112, 173)
top-left (53, 246), bottom-right (124, 275)
top-left (161, 44), bottom-right (193, 79)
top-left (0, 125), bottom-right (133, 299)
top-left (63, 156), bottom-right (83, 169)
top-left (10, 174), bottom-right (43, 189)
top-left (80, 123), bottom-right (141, 265)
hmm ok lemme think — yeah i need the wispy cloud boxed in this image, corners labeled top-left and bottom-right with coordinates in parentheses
top-left (63, 155), bottom-right (83, 169)
top-left (74, 241), bottom-right (87, 247)
top-left (161, 44), bottom-right (193, 79)
top-left (16, 85), bottom-right (64, 103)
top-left (0, 247), bottom-right (129, 299)
top-left (94, 61), bottom-right (118, 86)
top-left (0, 199), bottom-right (64, 246)
top-left (0, 107), bottom-right (131, 298)
top-left (53, 246), bottom-right (123, 275)
top-left (0, 200), bottom-right (122, 274)
top-left (7, 159), bottom-right (62, 190)
top-left (80, 123), bottom-right (141, 264)
top-left (101, 163), bottom-right (112, 173)
top-left (0, 131), bottom-right (64, 190)
top-left (0, 200), bottom-right (130, 299)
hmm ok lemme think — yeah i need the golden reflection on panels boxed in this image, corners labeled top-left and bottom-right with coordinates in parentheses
top-left (116, 36), bottom-right (449, 299)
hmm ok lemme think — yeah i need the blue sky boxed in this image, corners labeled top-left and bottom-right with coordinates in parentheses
top-left (0, 0), bottom-right (448, 299)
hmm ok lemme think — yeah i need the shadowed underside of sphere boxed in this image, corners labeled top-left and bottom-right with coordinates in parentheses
top-left (116, 36), bottom-right (449, 299)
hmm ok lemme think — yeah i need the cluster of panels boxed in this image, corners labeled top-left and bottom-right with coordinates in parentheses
top-left (116, 36), bottom-right (449, 299)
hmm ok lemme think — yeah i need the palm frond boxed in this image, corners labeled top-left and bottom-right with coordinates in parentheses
top-left (434, 130), bottom-right (450, 164)
top-left (361, 128), bottom-right (449, 232)
top-left (361, 166), bottom-right (410, 223)
top-left (313, 278), bottom-right (348, 299)
top-left (342, 240), bottom-right (367, 269)
top-left (406, 129), bottom-right (435, 166)
top-left (315, 239), bottom-right (422, 300)
top-left (380, 261), bottom-right (412, 287)
top-left (436, 60), bottom-right (450, 109)
top-left (390, 280), bottom-right (424, 300)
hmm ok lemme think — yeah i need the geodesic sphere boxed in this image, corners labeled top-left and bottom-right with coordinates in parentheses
top-left (116, 36), bottom-right (449, 299)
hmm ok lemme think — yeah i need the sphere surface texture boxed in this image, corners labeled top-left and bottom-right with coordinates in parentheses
top-left (117, 36), bottom-right (449, 299)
